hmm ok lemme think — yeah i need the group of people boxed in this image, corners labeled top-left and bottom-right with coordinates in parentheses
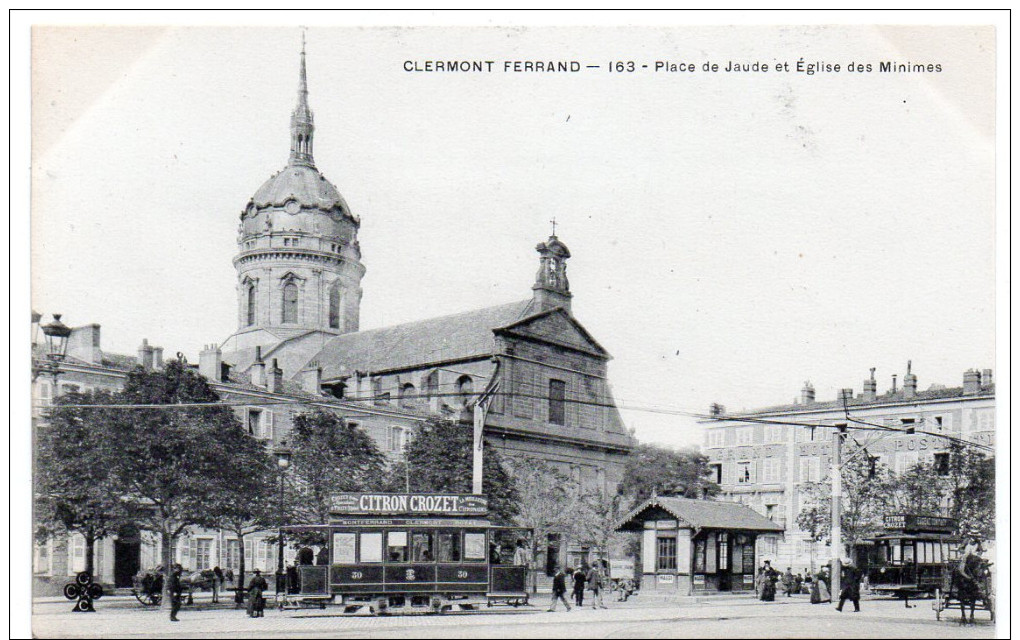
top-left (755, 560), bottom-right (859, 610)
top-left (548, 561), bottom-right (613, 612)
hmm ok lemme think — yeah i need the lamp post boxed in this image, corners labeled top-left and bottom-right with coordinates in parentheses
top-left (274, 444), bottom-right (292, 595)
top-left (34, 313), bottom-right (71, 384)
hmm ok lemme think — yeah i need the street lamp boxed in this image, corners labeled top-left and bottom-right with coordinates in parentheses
top-left (34, 313), bottom-right (71, 383)
top-left (274, 443), bottom-right (292, 596)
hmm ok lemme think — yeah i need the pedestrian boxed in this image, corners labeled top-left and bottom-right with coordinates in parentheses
top-left (572, 563), bottom-right (587, 607)
top-left (754, 562), bottom-right (768, 599)
top-left (211, 566), bottom-right (224, 604)
top-left (246, 569), bottom-right (269, 618)
top-left (793, 572), bottom-right (803, 596)
top-left (587, 560), bottom-right (608, 609)
top-left (815, 568), bottom-right (831, 603)
top-left (617, 577), bottom-right (635, 601)
top-left (782, 567), bottom-right (795, 597)
top-left (512, 539), bottom-right (531, 592)
top-left (548, 567), bottom-right (572, 611)
top-left (168, 564), bottom-right (184, 622)
top-left (836, 562), bottom-right (861, 613)
top-left (760, 561), bottom-right (777, 601)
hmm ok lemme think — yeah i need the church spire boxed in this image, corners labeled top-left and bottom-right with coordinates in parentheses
top-left (532, 231), bottom-right (572, 313)
top-left (289, 32), bottom-right (315, 167)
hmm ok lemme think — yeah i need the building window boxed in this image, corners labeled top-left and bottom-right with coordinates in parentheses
top-left (693, 538), bottom-right (706, 573)
top-left (424, 371), bottom-right (439, 401)
top-left (934, 416), bottom-right (944, 430)
top-left (456, 375), bottom-right (474, 406)
top-left (282, 282), bottom-right (298, 324)
top-left (736, 427), bottom-right (754, 445)
top-left (934, 452), bottom-right (950, 475)
top-left (388, 426), bottom-right (407, 453)
top-left (399, 383), bottom-right (416, 408)
top-left (246, 283), bottom-right (256, 326)
top-left (247, 409), bottom-right (261, 436)
top-left (195, 538), bottom-right (212, 570)
top-left (799, 457), bottom-right (820, 483)
top-left (764, 425), bottom-right (786, 443)
top-left (328, 285), bottom-right (341, 329)
top-left (225, 540), bottom-right (240, 571)
top-left (656, 536), bottom-right (677, 571)
top-left (762, 458), bottom-right (781, 483)
top-left (548, 379), bottom-right (566, 425)
top-left (709, 463), bottom-right (723, 484)
top-left (707, 429), bottom-right (725, 448)
top-left (737, 461), bottom-right (752, 484)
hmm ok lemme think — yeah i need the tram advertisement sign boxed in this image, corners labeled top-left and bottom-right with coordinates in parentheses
top-left (883, 514), bottom-right (957, 533)
top-left (331, 492), bottom-right (488, 515)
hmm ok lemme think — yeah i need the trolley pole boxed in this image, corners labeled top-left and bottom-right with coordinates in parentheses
top-left (830, 424), bottom-right (846, 605)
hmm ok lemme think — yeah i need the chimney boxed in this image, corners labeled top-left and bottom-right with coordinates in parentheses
top-left (137, 338), bottom-right (154, 369)
top-left (269, 358), bottom-right (284, 393)
top-left (981, 369), bottom-right (993, 387)
top-left (800, 381), bottom-right (815, 404)
top-left (962, 369), bottom-right (981, 395)
top-left (891, 374), bottom-right (897, 394)
top-left (67, 324), bottom-right (103, 364)
top-left (709, 403), bottom-right (726, 417)
top-left (251, 346), bottom-right (266, 388)
top-left (838, 388), bottom-right (854, 404)
top-left (199, 344), bottom-right (223, 381)
top-left (862, 368), bottom-right (877, 402)
top-left (903, 360), bottom-right (917, 398)
top-left (153, 346), bottom-right (164, 369)
top-left (302, 361), bottom-right (323, 395)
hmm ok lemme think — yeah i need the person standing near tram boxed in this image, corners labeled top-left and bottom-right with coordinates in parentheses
top-left (513, 539), bottom-right (532, 592)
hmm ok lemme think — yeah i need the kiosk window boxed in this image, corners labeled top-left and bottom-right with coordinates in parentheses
top-left (360, 532), bottom-right (383, 563)
top-left (412, 531), bottom-right (435, 562)
top-left (464, 531), bottom-right (486, 561)
top-left (438, 531), bottom-right (462, 563)
top-left (333, 533), bottom-right (356, 564)
top-left (718, 536), bottom-right (729, 571)
top-left (657, 537), bottom-right (677, 570)
top-left (387, 531), bottom-right (407, 562)
top-left (694, 538), bottom-right (706, 572)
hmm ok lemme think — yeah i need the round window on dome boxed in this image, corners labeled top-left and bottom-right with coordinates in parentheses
top-left (284, 200), bottom-right (300, 215)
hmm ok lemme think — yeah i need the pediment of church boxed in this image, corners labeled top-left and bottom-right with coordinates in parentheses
top-left (498, 308), bottom-right (609, 358)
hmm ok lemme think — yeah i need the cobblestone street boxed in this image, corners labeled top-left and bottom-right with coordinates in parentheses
top-left (32, 594), bottom-right (996, 639)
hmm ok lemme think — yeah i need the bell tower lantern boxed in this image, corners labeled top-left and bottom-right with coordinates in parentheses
top-left (532, 231), bottom-right (572, 314)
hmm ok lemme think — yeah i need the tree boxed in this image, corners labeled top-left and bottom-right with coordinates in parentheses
top-left (884, 461), bottom-right (947, 516)
top-left (502, 455), bottom-right (579, 590)
top-left (107, 358), bottom-right (242, 610)
top-left (616, 443), bottom-right (719, 503)
top-left (35, 389), bottom-right (135, 577)
top-left (387, 417), bottom-right (520, 525)
top-left (288, 410), bottom-right (388, 525)
top-left (795, 451), bottom-right (890, 560)
top-left (944, 444), bottom-right (995, 539)
top-left (204, 425), bottom-right (278, 592)
top-left (574, 488), bottom-right (634, 566)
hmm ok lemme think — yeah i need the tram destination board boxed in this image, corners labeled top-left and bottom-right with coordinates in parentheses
top-left (882, 514), bottom-right (957, 533)
top-left (331, 492), bottom-right (488, 516)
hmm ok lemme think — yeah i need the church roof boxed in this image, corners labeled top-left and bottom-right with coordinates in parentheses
top-left (250, 164), bottom-right (350, 214)
top-left (616, 496), bottom-right (785, 533)
top-left (313, 299), bottom-right (537, 379)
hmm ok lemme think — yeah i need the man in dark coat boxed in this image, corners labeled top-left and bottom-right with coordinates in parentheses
top-left (168, 565), bottom-right (184, 622)
top-left (836, 562), bottom-right (861, 612)
top-left (547, 568), bottom-right (572, 611)
top-left (572, 564), bottom-right (588, 607)
top-left (246, 569), bottom-right (269, 618)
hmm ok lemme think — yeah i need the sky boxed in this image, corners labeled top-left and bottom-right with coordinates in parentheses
top-left (29, 24), bottom-right (997, 449)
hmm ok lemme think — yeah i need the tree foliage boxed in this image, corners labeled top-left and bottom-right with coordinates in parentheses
top-left (387, 418), bottom-right (520, 525)
top-left (288, 410), bottom-right (388, 526)
top-left (35, 389), bottom-right (135, 575)
top-left (616, 443), bottom-right (719, 503)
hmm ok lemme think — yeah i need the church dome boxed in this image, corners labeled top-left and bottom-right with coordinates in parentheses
top-left (251, 164), bottom-right (350, 214)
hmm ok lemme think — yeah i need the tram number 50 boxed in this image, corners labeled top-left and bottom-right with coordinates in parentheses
top-left (457, 570), bottom-right (469, 579)
top-left (350, 571), bottom-right (363, 580)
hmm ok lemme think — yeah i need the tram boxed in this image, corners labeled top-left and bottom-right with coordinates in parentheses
top-left (856, 514), bottom-right (960, 601)
top-left (279, 492), bottom-right (531, 614)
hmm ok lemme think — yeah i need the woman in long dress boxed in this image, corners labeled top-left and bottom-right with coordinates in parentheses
top-left (816, 569), bottom-right (831, 603)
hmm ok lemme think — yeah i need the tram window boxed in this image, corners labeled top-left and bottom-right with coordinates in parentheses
top-left (360, 532), bottom-right (383, 563)
top-left (464, 531), bottom-right (486, 561)
top-left (387, 531), bottom-right (408, 563)
top-left (891, 543), bottom-right (901, 564)
top-left (902, 543), bottom-right (914, 564)
top-left (438, 531), bottom-right (462, 563)
top-left (412, 531), bottom-right (435, 562)
top-left (333, 533), bottom-right (356, 564)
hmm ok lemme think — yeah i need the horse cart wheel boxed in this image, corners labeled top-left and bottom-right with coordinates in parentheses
top-left (133, 590), bottom-right (162, 606)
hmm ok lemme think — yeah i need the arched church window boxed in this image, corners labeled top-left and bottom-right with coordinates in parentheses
top-left (400, 383), bottom-right (416, 408)
top-left (282, 282), bottom-right (298, 324)
top-left (456, 375), bottom-right (474, 406)
top-left (329, 285), bottom-right (342, 329)
top-left (246, 283), bottom-right (257, 326)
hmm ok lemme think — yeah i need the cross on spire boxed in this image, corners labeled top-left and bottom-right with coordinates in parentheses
top-left (550, 217), bottom-right (558, 236)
